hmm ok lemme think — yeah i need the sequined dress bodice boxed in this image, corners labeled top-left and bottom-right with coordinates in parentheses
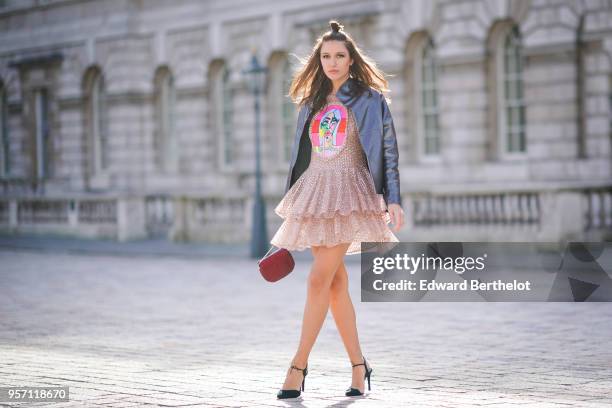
top-left (306, 93), bottom-right (368, 172)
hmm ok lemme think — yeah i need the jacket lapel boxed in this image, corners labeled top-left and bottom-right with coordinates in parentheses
top-left (337, 78), bottom-right (374, 156)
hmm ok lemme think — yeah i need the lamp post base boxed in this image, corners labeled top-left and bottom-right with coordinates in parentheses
top-left (250, 194), bottom-right (268, 258)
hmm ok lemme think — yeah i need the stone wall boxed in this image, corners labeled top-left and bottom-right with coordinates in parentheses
top-left (0, 0), bottom-right (610, 242)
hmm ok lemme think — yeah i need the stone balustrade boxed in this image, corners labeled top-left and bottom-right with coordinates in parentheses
top-left (0, 185), bottom-right (610, 243)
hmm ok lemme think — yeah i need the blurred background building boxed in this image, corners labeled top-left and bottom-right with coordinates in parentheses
top-left (0, 0), bottom-right (610, 243)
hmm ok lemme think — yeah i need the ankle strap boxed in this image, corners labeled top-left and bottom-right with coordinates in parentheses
top-left (351, 356), bottom-right (367, 367)
top-left (290, 364), bottom-right (307, 372)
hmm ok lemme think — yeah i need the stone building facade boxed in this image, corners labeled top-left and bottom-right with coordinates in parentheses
top-left (0, 0), bottom-right (610, 243)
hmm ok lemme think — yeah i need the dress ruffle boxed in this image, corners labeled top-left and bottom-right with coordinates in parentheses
top-left (272, 165), bottom-right (398, 255)
top-left (274, 165), bottom-right (389, 221)
top-left (271, 210), bottom-right (399, 255)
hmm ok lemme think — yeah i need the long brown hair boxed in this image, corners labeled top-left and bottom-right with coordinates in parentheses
top-left (288, 20), bottom-right (391, 114)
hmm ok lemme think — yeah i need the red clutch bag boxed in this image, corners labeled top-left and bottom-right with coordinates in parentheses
top-left (258, 245), bottom-right (295, 282)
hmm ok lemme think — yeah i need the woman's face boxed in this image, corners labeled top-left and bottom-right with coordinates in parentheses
top-left (320, 40), bottom-right (353, 82)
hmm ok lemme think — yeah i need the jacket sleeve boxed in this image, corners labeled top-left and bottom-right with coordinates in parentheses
top-left (284, 104), bottom-right (310, 194)
top-left (381, 94), bottom-right (402, 208)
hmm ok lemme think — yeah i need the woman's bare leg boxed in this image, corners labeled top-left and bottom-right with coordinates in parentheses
top-left (281, 243), bottom-right (350, 391)
top-left (329, 261), bottom-right (367, 392)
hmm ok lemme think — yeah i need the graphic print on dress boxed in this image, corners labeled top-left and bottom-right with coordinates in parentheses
top-left (309, 103), bottom-right (348, 159)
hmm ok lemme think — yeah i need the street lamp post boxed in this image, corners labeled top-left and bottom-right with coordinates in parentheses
top-left (243, 50), bottom-right (268, 258)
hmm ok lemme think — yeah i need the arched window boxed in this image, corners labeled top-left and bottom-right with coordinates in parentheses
top-left (209, 60), bottom-right (235, 169)
top-left (85, 67), bottom-right (109, 173)
top-left (0, 80), bottom-right (9, 177)
top-left (221, 66), bottom-right (234, 166)
top-left (405, 31), bottom-right (440, 162)
top-left (418, 38), bottom-right (440, 156)
top-left (154, 66), bottom-right (177, 172)
top-left (499, 25), bottom-right (526, 153)
top-left (282, 59), bottom-right (295, 163)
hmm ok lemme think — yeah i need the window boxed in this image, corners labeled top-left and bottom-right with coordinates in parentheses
top-left (282, 59), bottom-right (295, 162)
top-left (154, 67), bottom-right (177, 172)
top-left (34, 88), bottom-right (50, 179)
top-left (221, 66), bottom-right (234, 166)
top-left (0, 81), bottom-right (9, 176)
top-left (418, 38), bottom-right (440, 156)
top-left (90, 70), bottom-right (109, 173)
top-left (499, 25), bottom-right (526, 153)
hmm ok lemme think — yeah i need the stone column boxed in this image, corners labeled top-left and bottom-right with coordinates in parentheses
top-left (170, 196), bottom-right (189, 242)
top-left (117, 197), bottom-right (147, 242)
top-left (539, 191), bottom-right (584, 242)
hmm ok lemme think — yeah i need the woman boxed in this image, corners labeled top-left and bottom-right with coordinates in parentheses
top-left (270, 20), bottom-right (405, 399)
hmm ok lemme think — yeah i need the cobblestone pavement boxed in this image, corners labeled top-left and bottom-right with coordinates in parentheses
top-left (1, 248), bottom-right (612, 407)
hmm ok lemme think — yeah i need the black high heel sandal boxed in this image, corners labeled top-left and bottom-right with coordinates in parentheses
top-left (345, 356), bottom-right (372, 396)
top-left (277, 364), bottom-right (308, 399)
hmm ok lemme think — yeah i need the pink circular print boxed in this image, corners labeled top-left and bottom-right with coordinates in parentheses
top-left (309, 103), bottom-right (348, 159)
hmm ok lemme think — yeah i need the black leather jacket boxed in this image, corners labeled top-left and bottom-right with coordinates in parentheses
top-left (284, 77), bottom-right (402, 208)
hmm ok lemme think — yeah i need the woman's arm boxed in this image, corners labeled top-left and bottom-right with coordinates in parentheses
top-left (380, 94), bottom-right (405, 232)
top-left (380, 95), bottom-right (402, 208)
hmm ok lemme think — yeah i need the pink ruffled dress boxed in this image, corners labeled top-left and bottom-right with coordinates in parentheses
top-left (271, 93), bottom-right (399, 255)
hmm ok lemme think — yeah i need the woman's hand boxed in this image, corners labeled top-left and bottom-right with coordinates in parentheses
top-left (387, 203), bottom-right (405, 233)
